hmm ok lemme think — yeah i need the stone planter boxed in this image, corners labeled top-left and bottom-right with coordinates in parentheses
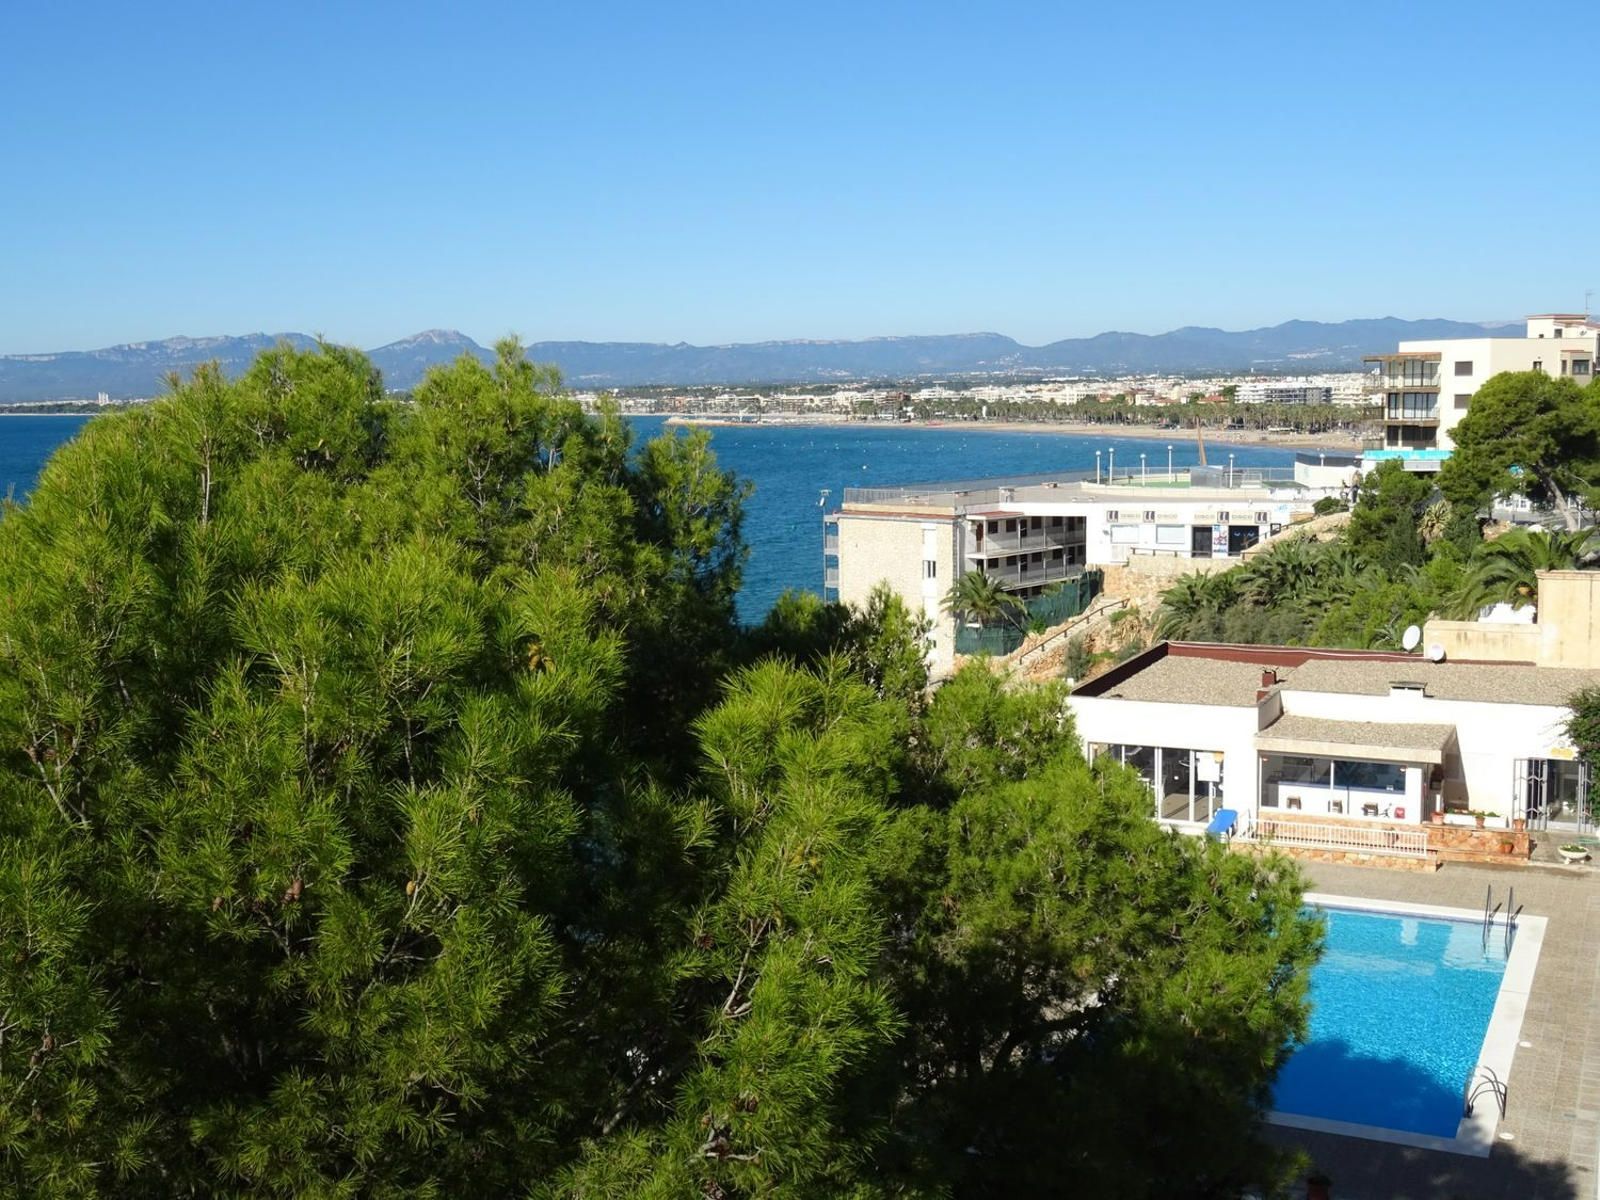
top-left (1559, 846), bottom-right (1590, 864)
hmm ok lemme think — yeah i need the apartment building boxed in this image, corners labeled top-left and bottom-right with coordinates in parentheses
top-left (825, 467), bottom-right (1318, 672)
top-left (1365, 313), bottom-right (1599, 472)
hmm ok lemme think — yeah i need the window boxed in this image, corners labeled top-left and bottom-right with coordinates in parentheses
top-left (1155, 524), bottom-right (1185, 545)
top-left (1005, 519), bottom-right (1017, 533)
top-left (1575, 360), bottom-right (1592, 376)
top-left (1110, 524), bottom-right (1140, 544)
top-left (922, 559), bottom-right (937, 580)
top-left (1454, 393), bottom-right (1472, 409)
top-left (1532, 360), bottom-right (1543, 374)
top-left (1333, 760), bottom-right (1405, 794)
top-left (1454, 360), bottom-right (1473, 376)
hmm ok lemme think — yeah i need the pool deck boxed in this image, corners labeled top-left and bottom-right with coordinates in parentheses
top-left (1273, 860), bottom-right (1600, 1200)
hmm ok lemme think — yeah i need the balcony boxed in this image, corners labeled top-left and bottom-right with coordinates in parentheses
top-left (980, 559), bottom-right (1079, 590)
top-left (824, 534), bottom-right (839, 555)
top-left (967, 530), bottom-right (1075, 557)
top-left (1377, 376), bottom-right (1440, 392)
top-left (824, 566), bottom-right (839, 588)
top-left (1384, 408), bottom-right (1439, 424)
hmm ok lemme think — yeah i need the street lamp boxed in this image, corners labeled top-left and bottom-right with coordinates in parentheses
top-left (1227, 453), bottom-right (1235, 488)
top-left (1095, 449), bottom-right (1102, 485)
top-left (1167, 443), bottom-right (1174, 480)
top-left (1108, 447), bottom-right (1116, 482)
top-left (1140, 452), bottom-right (1147, 485)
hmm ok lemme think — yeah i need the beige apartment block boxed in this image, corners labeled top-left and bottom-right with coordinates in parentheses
top-left (1365, 313), bottom-right (1598, 471)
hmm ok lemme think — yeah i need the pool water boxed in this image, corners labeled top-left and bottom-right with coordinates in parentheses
top-left (1274, 907), bottom-right (1508, 1137)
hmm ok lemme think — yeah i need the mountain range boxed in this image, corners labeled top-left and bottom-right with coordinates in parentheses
top-left (0, 318), bottom-right (1512, 401)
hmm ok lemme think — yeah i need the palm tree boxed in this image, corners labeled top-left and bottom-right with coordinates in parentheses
top-left (1236, 537), bottom-right (1317, 608)
top-left (1156, 570), bottom-right (1238, 640)
top-left (1448, 528), bottom-right (1597, 616)
top-left (943, 570), bottom-right (1025, 629)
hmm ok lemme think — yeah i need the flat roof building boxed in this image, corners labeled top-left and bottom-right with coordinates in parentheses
top-left (1068, 570), bottom-right (1600, 864)
top-left (826, 466), bottom-right (1322, 673)
top-left (1364, 313), bottom-right (1599, 474)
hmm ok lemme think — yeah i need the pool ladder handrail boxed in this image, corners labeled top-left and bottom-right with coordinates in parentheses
top-left (1481, 885), bottom-right (1502, 953)
top-left (1462, 1065), bottom-right (1508, 1119)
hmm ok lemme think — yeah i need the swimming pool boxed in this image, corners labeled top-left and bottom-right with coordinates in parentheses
top-left (1269, 894), bottom-right (1545, 1156)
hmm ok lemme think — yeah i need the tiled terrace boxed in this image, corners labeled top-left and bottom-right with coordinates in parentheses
top-left (1273, 860), bottom-right (1600, 1199)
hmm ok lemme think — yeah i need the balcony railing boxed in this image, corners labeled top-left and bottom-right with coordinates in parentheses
top-left (968, 530), bottom-right (1075, 557)
top-left (824, 566), bottom-right (839, 588)
top-left (824, 535), bottom-right (839, 555)
top-left (1384, 409), bottom-right (1440, 423)
top-left (980, 559), bottom-right (1079, 589)
top-left (1245, 816), bottom-right (1429, 859)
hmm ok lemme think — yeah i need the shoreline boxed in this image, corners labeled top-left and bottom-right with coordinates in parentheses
top-left (660, 414), bottom-right (1365, 453)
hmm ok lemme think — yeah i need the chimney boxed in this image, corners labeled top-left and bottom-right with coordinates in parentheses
top-left (1255, 668), bottom-right (1278, 703)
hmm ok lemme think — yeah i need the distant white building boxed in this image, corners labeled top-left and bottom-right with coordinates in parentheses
top-left (1364, 313), bottom-right (1599, 473)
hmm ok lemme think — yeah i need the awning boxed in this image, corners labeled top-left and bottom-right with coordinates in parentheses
top-left (1256, 714), bottom-right (1456, 766)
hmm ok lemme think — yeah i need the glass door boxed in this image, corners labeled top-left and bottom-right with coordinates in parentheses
top-left (1519, 758), bottom-right (1591, 832)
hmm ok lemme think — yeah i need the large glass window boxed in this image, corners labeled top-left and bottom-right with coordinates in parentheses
top-left (1101, 745), bottom-right (1221, 824)
top-left (1333, 761), bottom-right (1405, 794)
top-left (1159, 747), bottom-right (1193, 822)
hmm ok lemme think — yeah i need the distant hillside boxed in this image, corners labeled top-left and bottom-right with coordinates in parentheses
top-left (0, 317), bottom-right (1505, 400)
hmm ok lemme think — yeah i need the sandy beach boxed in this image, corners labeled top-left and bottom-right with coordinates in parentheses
top-left (662, 414), bottom-right (1365, 453)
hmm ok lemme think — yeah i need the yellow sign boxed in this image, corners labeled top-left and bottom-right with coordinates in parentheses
top-left (1550, 746), bottom-right (1579, 761)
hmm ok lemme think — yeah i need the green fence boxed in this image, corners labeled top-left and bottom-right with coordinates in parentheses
top-left (954, 569), bottom-right (1103, 657)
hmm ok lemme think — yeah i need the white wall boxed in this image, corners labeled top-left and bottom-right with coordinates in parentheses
top-left (1069, 695), bottom-right (1261, 821)
top-left (1276, 688), bottom-right (1574, 820)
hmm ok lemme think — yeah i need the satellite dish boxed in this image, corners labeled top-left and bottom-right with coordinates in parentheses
top-left (1426, 643), bottom-right (1447, 663)
top-left (1401, 625), bottom-right (1422, 652)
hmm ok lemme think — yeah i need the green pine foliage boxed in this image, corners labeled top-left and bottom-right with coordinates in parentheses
top-left (0, 340), bottom-right (1319, 1198)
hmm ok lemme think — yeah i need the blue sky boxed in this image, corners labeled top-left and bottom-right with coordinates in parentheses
top-left (1, 1), bottom-right (1590, 353)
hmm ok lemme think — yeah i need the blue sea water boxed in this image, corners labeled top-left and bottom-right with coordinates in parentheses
top-left (1274, 906), bottom-right (1508, 1138)
top-left (2, 413), bottom-right (1296, 621)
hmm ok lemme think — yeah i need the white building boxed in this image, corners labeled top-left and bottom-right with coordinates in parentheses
top-left (1068, 571), bottom-right (1600, 844)
top-left (826, 466), bottom-right (1321, 673)
top-left (1364, 313), bottom-right (1599, 473)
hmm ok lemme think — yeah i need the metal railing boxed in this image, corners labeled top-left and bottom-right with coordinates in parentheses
top-left (844, 469), bottom-right (1095, 508)
top-left (823, 566), bottom-right (839, 588)
top-left (980, 560), bottom-right (1080, 589)
top-left (968, 531), bottom-right (1075, 557)
top-left (823, 536), bottom-right (839, 554)
top-left (1188, 465), bottom-right (1300, 489)
top-left (1246, 817), bottom-right (1429, 858)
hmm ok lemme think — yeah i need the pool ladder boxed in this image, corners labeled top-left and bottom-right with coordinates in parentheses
top-left (1481, 884), bottom-right (1516, 955)
top-left (1463, 1065), bottom-right (1508, 1119)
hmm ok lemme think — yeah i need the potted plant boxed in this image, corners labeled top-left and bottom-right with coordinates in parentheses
top-left (1468, 810), bottom-right (1493, 829)
top-left (1429, 808), bottom-right (1445, 824)
top-left (1498, 837), bottom-right (1515, 855)
top-left (1559, 844), bottom-right (1589, 864)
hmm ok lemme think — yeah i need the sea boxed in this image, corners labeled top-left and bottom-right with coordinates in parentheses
top-left (2, 413), bottom-right (1297, 622)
